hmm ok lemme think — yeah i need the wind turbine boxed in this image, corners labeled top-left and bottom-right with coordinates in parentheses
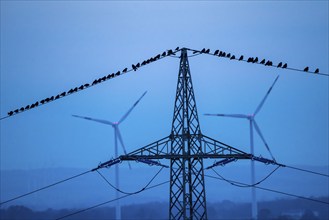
top-left (72, 91), bottom-right (147, 220)
top-left (204, 75), bottom-right (279, 220)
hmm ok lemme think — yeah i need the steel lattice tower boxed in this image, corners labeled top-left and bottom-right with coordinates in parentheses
top-left (95, 48), bottom-right (277, 220)
top-left (169, 49), bottom-right (207, 219)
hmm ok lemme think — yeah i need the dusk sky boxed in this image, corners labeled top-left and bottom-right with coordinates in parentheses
top-left (0, 0), bottom-right (328, 210)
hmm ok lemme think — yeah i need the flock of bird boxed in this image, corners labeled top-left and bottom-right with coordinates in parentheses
top-left (5, 46), bottom-right (322, 118)
top-left (6, 47), bottom-right (180, 117)
top-left (190, 48), bottom-right (320, 73)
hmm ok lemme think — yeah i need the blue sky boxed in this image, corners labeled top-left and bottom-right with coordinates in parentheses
top-left (1, 1), bottom-right (328, 172)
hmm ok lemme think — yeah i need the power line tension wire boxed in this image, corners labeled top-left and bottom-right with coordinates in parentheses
top-left (205, 171), bottom-right (329, 205)
top-left (96, 166), bottom-right (165, 195)
top-left (0, 170), bottom-right (92, 206)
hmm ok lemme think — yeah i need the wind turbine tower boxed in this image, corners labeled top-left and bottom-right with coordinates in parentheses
top-left (72, 91), bottom-right (147, 220)
top-left (205, 75), bottom-right (279, 220)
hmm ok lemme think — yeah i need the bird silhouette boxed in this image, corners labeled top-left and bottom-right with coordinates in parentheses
top-left (60, 92), bottom-right (66, 97)
top-left (84, 83), bottom-right (90, 87)
top-left (73, 87), bottom-right (78, 92)
top-left (92, 80), bottom-right (98, 85)
top-left (247, 57), bottom-right (253, 63)
top-left (14, 109), bottom-right (19, 113)
top-left (277, 62), bottom-right (282, 68)
top-left (45, 98), bottom-right (50, 102)
top-left (214, 50), bottom-right (219, 55)
top-left (200, 48), bottom-right (206, 53)
top-left (25, 105), bottom-right (30, 110)
top-left (304, 66), bottom-right (309, 72)
top-left (141, 61), bottom-right (146, 66)
top-left (167, 49), bottom-right (174, 55)
top-left (226, 53), bottom-right (231, 58)
top-left (8, 111), bottom-right (14, 116)
top-left (50, 96), bottom-right (54, 101)
top-left (239, 55), bottom-right (244, 61)
top-left (68, 89), bottom-right (73, 94)
top-left (107, 73), bottom-right (114, 79)
top-left (79, 85), bottom-right (84, 90)
top-left (314, 68), bottom-right (319, 73)
top-left (115, 71), bottom-right (121, 76)
top-left (222, 52), bottom-right (226, 57)
top-left (230, 55), bottom-right (235, 60)
top-left (136, 63), bottom-right (140, 68)
top-left (175, 47), bottom-right (180, 51)
top-left (205, 49), bottom-right (210, 53)
top-left (122, 68), bottom-right (128, 73)
top-left (155, 54), bottom-right (161, 59)
top-left (260, 59), bottom-right (266, 64)
top-left (31, 104), bottom-right (35, 108)
top-left (162, 51), bottom-right (166, 57)
top-left (40, 100), bottom-right (45, 104)
top-left (55, 95), bottom-right (60, 99)
top-left (253, 57), bottom-right (258, 63)
top-left (20, 107), bottom-right (24, 112)
top-left (282, 63), bottom-right (287, 68)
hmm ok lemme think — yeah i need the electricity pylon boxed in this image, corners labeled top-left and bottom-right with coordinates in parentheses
top-left (93, 48), bottom-right (279, 219)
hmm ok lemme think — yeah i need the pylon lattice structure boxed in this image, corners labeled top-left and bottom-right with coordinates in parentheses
top-left (95, 48), bottom-right (278, 219)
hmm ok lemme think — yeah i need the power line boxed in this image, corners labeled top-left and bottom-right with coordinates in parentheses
top-left (0, 170), bottom-right (92, 206)
top-left (55, 180), bottom-right (170, 220)
top-left (186, 48), bottom-right (329, 77)
top-left (205, 173), bottom-right (329, 205)
top-left (285, 165), bottom-right (329, 177)
top-left (96, 166), bottom-right (164, 195)
top-left (211, 166), bottom-right (281, 188)
top-left (1, 47), bottom-right (181, 121)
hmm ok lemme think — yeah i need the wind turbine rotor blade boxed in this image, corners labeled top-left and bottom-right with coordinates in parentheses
top-left (204, 113), bottom-right (249, 119)
top-left (72, 114), bottom-right (114, 126)
top-left (254, 75), bottom-right (279, 116)
top-left (253, 120), bottom-right (276, 161)
top-left (118, 91), bottom-right (147, 124)
top-left (116, 128), bottom-right (132, 169)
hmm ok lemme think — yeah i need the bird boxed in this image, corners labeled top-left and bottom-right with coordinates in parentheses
top-left (167, 49), bottom-right (174, 55)
top-left (30, 104), bottom-right (35, 108)
top-left (14, 109), bottom-right (19, 113)
top-left (122, 68), bottom-right (128, 73)
top-left (304, 66), bottom-right (309, 72)
top-left (20, 107), bottom-right (24, 112)
top-left (214, 50), bottom-right (219, 55)
top-left (200, 48), bottom-right (206, 53)
top-left (253, 57), bottom-right (258, 63)
top-left (260, 59), bottom-right (266, 64)
top-left (162, 51), bottom-right (166, 57)
top-left (175, 47), bottom-right (180, 51)
top-left (55, 95), bottom-right (60, 99)
top-left (35, 101), bottom-right (39, 106)
top-left (79, 85), bottom-right (84, 90)
top-left (45, 98), bottom-right (50, 102)
top-left (205, 49), bottom-right (210, 53)
top-left (101, 76), bottom-right (106, 81)
top-left (247, 57), bottom-right (253, 63)
top-left (132, 64), bottom-right (137, 71)
top-left (25, 105), bottom-right (30, 110)
top-left (84, 83), bottom-right (90, 87)
top-left (222, 52), bottom-right (226, 57)
top-left (136, 63), bottom-right (140, 68)
top-left (239, 55), bottom-right (244, 61)
top-left (107, 73), bottom-right (114, 79)
top-left (155, 54), bottom-right (161, 59)
top-left (40, 100), bottom-right (45, 104)
top-left (8, 111), bottom-right (14, 116)
top-left (73, 87), bottom-right (78, 92)
top-left (141, 61), bottom-right (146, 66)
top-left (226, 53), bottom-right (231, 58)
top-left (68, 89), bottom-right (73, 94)
top-left (50, 96), bottom-right (54, 101)
top-left (265, 61), bottom-right (270, 66)
top-left (230, 55), bottom-right (236, 60)
top-left (277, 62), bottom-right (282, 68)
top-left (115, 71), bottom-right (121, 76)
top-left (314, 68), bottom-right (319, 73)
top-left (60, 92), bottom-right (66, 97)
top-left (268, 61), bottom-right (273, 66)
top-left (282, 63), bottom-right (287, 68)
